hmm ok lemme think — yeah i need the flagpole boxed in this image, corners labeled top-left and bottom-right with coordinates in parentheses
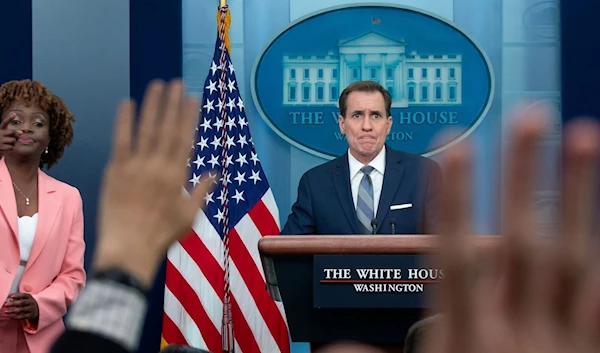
top-left (220, 0), bottom-right (226, 7)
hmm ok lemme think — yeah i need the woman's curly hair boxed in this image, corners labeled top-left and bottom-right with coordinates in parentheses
top-left (0, 79), bottom-right (75, 169)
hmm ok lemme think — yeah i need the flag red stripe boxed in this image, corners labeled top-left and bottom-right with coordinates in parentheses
top-left (162, 311), bottom-right (189, 346)
top-left (165, 261), bottom-right (222, 353)
top-left (248, 199), bottom-right (280, 237)
top-left (180, 230), bottom-right (225, 299)
top-left (229, 227), bottom-right (290, 353)
top-left (230, 294), bottom-right (262, 353)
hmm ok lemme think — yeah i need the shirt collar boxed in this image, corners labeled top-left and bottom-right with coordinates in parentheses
top-left (348, 145), bottom-right (386, 178)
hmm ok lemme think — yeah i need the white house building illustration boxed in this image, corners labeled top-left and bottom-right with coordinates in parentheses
top-left (282, 31), bottom-right (462, 107)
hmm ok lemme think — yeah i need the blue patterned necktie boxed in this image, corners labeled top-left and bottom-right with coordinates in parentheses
top-left (356, 165), bottom-right (375, 234)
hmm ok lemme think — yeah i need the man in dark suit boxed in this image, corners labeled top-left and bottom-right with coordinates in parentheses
top-left (281, 80), bottom-right (443, 236)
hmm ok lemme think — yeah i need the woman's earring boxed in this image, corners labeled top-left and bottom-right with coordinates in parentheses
top-left (45, 147), bottom-right (49, 154)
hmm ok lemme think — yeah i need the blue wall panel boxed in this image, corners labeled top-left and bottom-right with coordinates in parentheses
top-left (130, 0), bottom-right (183, 352)
top-left (561, 0), bottom-right (600, 122)
top-left (0, 1), bottom-right (32, 83)
top-left (32, 0), bottom-right (130, 274)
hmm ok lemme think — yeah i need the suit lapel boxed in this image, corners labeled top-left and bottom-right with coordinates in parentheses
top-left (376, 148), bottom-right (406, 230)
top-left (332, 154), bottom-right (362, 234)
top-left (0, 158), bottom-right (18, 239)
top-left (27, 170), bottom-right (60, 267)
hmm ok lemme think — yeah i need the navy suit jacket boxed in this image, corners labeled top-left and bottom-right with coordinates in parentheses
top-left (280, 147), bottom-right (443, 235)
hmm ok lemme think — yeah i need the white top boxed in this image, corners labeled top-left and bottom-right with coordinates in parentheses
top-left (348, 146), bottom-right (386, 216)
top-left (8, 213), bottom-right (38, 296)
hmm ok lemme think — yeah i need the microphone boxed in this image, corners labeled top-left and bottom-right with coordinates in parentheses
top-left (390, 218), bottom-right (396, 235)
top-left (371, 219), bottom-right (378, 235)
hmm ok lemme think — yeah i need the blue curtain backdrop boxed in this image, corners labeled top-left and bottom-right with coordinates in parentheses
top-left (561, 1), bottom-right (600, 122)
top-left (129, 1), bottom-right (182, 352)
top-left (0, 1), bottom-right (31, 83)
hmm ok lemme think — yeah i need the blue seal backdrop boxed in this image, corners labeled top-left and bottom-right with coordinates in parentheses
top-left (252, 4), bottom-right (494, 159)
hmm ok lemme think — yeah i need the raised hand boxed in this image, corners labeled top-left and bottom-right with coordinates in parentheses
top-left (0, 113), bottom-right (21, 153)
top-left (422, 108), bottom-right (600, 353)
top-left (94, 79), bottom-right (216, 287)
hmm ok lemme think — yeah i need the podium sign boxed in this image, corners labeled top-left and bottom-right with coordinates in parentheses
top-left (313, 254), bottom-right (442, 308)
top-left (258, 235), bottom-right (498, 348)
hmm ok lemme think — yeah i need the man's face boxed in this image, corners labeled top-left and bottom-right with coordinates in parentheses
top-left (338, 91), bottom-right (392, 163)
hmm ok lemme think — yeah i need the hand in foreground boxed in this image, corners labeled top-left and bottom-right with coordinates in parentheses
top-left (94, 79), bottom-right (215, 288)
top-left (422, 109), bottom-right (600, 353)
top-left (3, 293), bottom-right (39, 321)
top-left (0, 113), bottom-right (21, 152)
top-left (314, 342), bottom-right (386, 353)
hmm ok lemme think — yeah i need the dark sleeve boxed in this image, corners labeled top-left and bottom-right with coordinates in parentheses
top-left (280, 172), bottom-right (317, 235)
top-left (50, 279), bottom-right (146, 353)
top-left (51, 330), bottom-right (130, 353)
top-left (423, 160), bottom-right (443, 234)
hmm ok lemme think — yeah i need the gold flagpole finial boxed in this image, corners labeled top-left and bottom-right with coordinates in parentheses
top-left (220, 0), bottom-right (227, 7)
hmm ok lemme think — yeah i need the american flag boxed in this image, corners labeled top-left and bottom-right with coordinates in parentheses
top-left (161, 6), bottom-right (290, 353)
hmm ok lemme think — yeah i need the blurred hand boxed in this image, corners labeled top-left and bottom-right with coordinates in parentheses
top-left (94, 79), bottom-right (215, 288)
top-left (313, 342), bottom-right (386, 353)
top-left (0, 113), bottom-right (21, 153)
top-left (4, 293), bottom-right (39, 321)
top-left (421, 108), bottom-right (600, 353)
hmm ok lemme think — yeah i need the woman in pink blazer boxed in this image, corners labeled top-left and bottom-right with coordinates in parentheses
top-left (0, 80), bottom-right (86, 353)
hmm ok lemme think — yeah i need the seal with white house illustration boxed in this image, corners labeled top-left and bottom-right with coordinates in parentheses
top-left (251, 4), bottom-right (494, 159)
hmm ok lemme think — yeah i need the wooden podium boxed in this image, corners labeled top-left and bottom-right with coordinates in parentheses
top-left (258, 235), bottom-right (498, 352)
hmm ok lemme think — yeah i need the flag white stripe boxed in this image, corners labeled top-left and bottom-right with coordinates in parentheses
top-left (191, 208), bottom-right (225, 268)
top-left (235, 215), bottom-right (266, 282)
top-left (167, 241), bottom-right (223, 330)
top-left (235, 192), bottom-right (289, 341)
top-left (259, 191), bottom-right (289, 322)
top-left (164, 287), bottom-right (208, 350)
top-left (262, 189), bottom-right (280, 230)
top-left (181, 186), bottom-right (224, 269)
top-left (230, 260), bottom-right (281, 353)
top-left (234, 338), bottom-right (244, 353)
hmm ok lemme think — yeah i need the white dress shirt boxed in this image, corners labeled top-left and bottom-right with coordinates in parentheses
top-left (8, 214), bottom-right (38, 297)
top-left (348, 146), bottom-right (386, 217)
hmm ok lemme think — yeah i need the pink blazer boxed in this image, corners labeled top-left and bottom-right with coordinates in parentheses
top-left (0, 158), bottom-right (86, 352)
